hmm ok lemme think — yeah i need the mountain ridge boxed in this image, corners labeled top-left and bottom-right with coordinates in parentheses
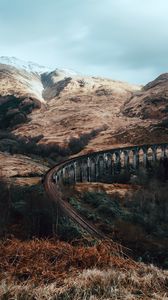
top-left (0, 57), bottom-right (168, 169)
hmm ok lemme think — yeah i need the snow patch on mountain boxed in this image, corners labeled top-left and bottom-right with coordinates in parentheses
top-left (0, 56), bottom-right (82, 105)
top-left (59, 68), bottom-right (79, 76)
top-left (0, 56), bottom-right (51, 74)
top-left (20, 75), bottom-right (45, 103)
top-left (0, 56), bottom-right (78, 77)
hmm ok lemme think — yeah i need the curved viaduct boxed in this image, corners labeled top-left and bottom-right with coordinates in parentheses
top-left (44, 143), bottom-right (168, 239)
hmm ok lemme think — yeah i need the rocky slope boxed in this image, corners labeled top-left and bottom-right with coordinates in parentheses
top-left (1, 57), bottom-right (168, 179)
top-left (122, 73), bottom-right (168, 121)
top-left (15, 74), bottom-right (140, 149)
top-left (0, 152), bottom-right (47, 186)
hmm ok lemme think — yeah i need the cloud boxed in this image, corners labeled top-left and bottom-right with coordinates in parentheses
top-left (0, 0), bottom-right (168, 83)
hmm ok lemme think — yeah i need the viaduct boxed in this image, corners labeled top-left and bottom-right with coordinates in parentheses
top-left (44, 143), bottom-right (168, 239)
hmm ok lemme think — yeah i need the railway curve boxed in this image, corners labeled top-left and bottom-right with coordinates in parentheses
top-left (44, 143), bottom-right (168, 239)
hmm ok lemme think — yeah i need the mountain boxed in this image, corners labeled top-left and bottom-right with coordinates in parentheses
top-left (0, 57), bottom-right (141, 150)
top-left (0, 57), bottom-right (168, 180)
top-left (1, 58), bottom-right (168, 300)
top-left (122, 73), bottom-right (168, 120)
top-left (0, 56), bottom-right (51, 74)
top-left (121, 73), bottom-right (168, 143)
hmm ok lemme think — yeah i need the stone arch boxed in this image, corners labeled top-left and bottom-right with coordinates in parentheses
top-left (104, 153), bottom-right (113, 174)
top-left (113, 151), bottom-right (121, 174)
top-left (122, 150), bottom-right (129, 167)
top-left (147, 147), bottom-right (153, 162)
top-left (80, 159), bottom-right (88, 182)
top-left (138, 148), bottom-right (145, 164)
top-left (133, 149), bottom-right (140, 169)
top-left (128, 150), bottom-right (134, 166)
top-left (113, 151), bottom-right (120, 164)
top-left (97, 154), bottom-right (105, 177)
top-left (141, 147), bottom-right (148, 166)
top-left (68, 164), bottom-right (75, 183)
top-left (160, 145), bottom-right (167, 158)
top-left (110, 153), bottom-right (115, 175)
top-left (56, 169), bottom-right (62, 183)
top-left (74, 161), bottom-right (82, 182)
top-left (62, 165), bottom-right (70, 183)
top-left (156, 146), bottom-right (163, 160)
top-left (120, 151), bottom-right (126, 168)
top-left (90, 157), bottom-right (96, 180)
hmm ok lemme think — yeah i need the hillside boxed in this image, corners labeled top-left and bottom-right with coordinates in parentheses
top-left (0, 58), bottom-right (168, 299)
top-left (1, 57), bottom-right (168, 161)
top-left (122, 73), bottom-right (168, 121)
top-left (0, 57), bottom-right (139, 149)
top-left (1, 57), bottom-right (168, 183)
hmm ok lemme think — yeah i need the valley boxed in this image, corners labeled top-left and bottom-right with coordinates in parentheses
top-left (0, 57), bottom-right (168, 299)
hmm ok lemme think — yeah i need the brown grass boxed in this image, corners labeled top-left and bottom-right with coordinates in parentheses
top-left (0, 265), bottom-right (168, 299)
top-left (0, 239), bottom-right (135, 285)
top-left (0, 239), bottom-right (167, 299)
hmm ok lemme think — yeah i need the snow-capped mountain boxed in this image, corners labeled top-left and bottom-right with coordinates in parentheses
top-left (1, 55), bottom-right (166, 154)
top-left (0, 57), bottom-right (79, 103)
top-left (0, 56), bottom-right (51, 74)
top-left (0, 56), bottom-right (78, 77)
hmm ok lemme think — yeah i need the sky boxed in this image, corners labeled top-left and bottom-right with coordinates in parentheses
top-left (0, 0), bottom-right (168, 84)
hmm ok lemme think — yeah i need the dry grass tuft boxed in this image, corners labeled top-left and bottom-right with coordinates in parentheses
top-left (73, 265), bottom-right (168, 299)
top-left (0, 239), bottom-right (167, 299)
top-left (0, 239), bottom-right (134, 285)
top-left (0, 265), bottom-right (168, 299)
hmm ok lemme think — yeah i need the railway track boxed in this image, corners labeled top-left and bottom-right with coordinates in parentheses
top-left (43, 159), bottom-right (106, 239)
top-left (44, 143), bottom-right (168, 239)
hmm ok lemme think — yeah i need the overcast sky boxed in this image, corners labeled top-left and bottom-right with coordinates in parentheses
top-left (0, 0), bottom-right (168, 84)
